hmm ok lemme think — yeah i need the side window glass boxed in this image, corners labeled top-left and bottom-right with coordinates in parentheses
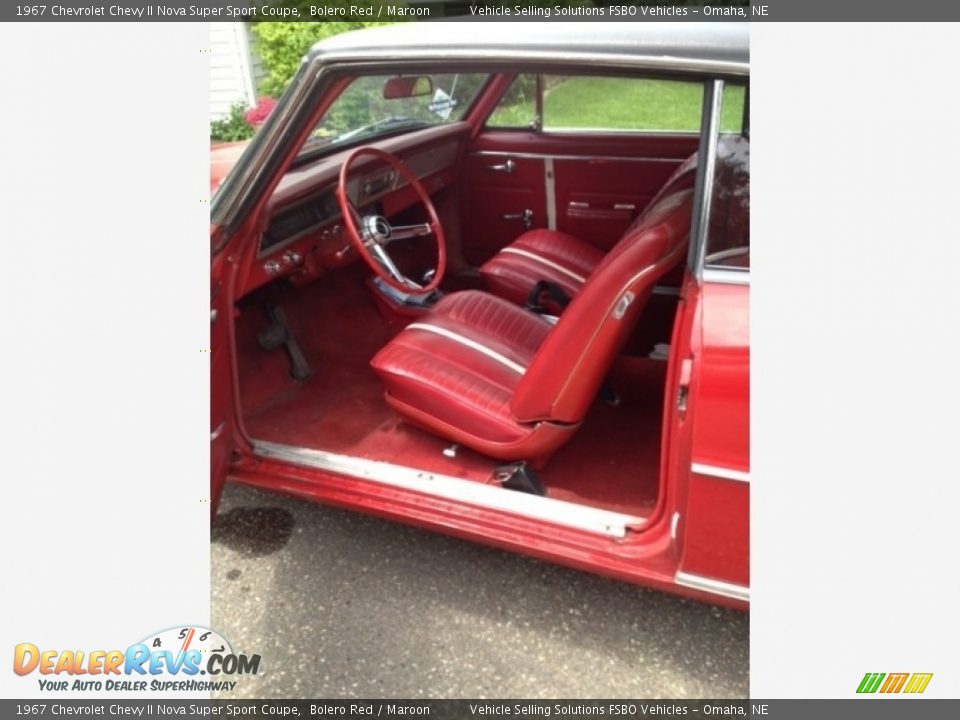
top-left (543, 75), bottom-right (703, 132)
top-left (705, 84), bottom-right (750, 270)
top-left (719, 84), bottom-right (747, 134)
top-left (486, 74), bottom-right (537, 129)
top-left (486, 74), bottom-right (711, 134)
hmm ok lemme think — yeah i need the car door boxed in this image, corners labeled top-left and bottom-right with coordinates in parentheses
top-left (673, 276), bottom-right (750, 595)
top-left (461, 74), bottom-right (703, 265)
top-left (210, 248), bottom-right (234, 517)
top-left (670, 81), bottom-right (750, 602)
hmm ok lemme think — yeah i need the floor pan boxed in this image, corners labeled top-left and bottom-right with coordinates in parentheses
top-left (237, 267), bottom-right (664, 517)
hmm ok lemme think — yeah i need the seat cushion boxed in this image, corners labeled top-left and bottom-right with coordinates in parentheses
top-left (479, 229), bottom-right (604, 307)
top-left (370, 291), bottom-right (575, 458)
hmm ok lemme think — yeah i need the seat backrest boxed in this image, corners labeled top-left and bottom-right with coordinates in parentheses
top-left (510, 187), bottom-right (694, 424)
top-left (624, 153), bottom-right (697, 236)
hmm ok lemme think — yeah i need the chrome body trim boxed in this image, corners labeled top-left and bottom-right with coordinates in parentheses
top-left (704, 247), bottom-right (748, 264)
top-left (406, 323), bottom-right (527, 374)
top-left (500, 247), bottom-right (586, 283)
top-left (210, 421), bottom-right (226, 442)
top-left (691, 462), bottom-right (750, 484)
top-left (702, 267), bottom-right (750, 286)
top-left (689, 79), bottom-right (723, 280)
top-left (473, 150), bottom-right (687, 164)
top-left (544, 157), bottom-right (557, 230)
top-left (252, 440), bottom-right (647, 539)
top-left (675, 571), bottom-right (750, 602)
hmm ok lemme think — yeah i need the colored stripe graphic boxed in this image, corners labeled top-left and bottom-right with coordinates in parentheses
top-left (903, 673), bottom-right (933, 694)
top-left (880, 673), bottom-right (909, 693)
top-left (857, 673), bottom-right (885, 693)
top-left (857, 672), bottom-right (933, 694)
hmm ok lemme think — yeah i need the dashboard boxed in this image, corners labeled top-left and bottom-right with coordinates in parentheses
top-left (239, 123), bottom-right (469, 296)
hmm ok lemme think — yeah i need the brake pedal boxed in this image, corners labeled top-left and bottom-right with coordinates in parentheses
top-left (259, 304), bottom-right (312, 382)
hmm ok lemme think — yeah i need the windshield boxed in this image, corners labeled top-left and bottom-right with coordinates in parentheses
top-left (299, 73), bottom-right (490, 157)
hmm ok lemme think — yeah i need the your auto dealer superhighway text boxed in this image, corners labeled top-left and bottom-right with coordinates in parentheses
top-left (45, 5), bottom-right (302, 18)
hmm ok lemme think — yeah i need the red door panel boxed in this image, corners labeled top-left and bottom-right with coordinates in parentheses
top-left (462, 152), bottom-right (546, 265)
top-left (554, 158), bottom-right (682, 251)
top-left (463, 131), bottom-right (698, 261)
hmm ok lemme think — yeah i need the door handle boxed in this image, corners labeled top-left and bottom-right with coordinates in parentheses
top-left (487, 159), bottom-right (515, 174)
top-left (502, 209), bottom-right (534, 230)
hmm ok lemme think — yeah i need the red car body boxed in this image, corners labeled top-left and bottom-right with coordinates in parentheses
top-left (210, 140), bottom-right (249, 193)
top-left (210, 24), bottom-right (750, 608)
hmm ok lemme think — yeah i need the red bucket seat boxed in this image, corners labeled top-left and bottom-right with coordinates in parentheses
top-left (370, 185), bottom-right (695, 462)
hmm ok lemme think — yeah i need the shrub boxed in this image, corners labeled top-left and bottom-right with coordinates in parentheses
top-left (210, 103), bottom-right (256, 143)
top-left (249, 20), bottom-right (387, 98)
top-left (245, 97), bottom-right (278, 126)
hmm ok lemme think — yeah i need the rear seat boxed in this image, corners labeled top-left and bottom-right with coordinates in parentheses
top-left (479, 154), bottom-right (697, 307)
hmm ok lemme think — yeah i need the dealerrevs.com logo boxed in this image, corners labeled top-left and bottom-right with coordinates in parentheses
top-left (13, 626), bottom-right (260, 692)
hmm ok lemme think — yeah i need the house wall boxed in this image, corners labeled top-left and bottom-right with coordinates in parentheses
top-left (209, 23), bottom-right (263, 121)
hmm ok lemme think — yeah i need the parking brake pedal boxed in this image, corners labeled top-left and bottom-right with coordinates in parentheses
top-left (493, 461), bottom-right (546, 496)
top-left (257, 305), bottom-right (312, 381)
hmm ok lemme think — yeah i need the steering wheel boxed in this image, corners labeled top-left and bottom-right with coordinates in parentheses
top-left (336, 146), bottom-right (446, 294)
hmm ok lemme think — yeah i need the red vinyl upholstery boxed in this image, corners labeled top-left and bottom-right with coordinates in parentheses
top-left (370, 182), bottom-right (695, 463)
top-left (370, 291), bottom-right (579, 459)
top-left (480, 154), bottom-right (698, 306)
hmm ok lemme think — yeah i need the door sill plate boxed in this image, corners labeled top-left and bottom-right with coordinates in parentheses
top-left (252, 440), bottom-right (646, 539)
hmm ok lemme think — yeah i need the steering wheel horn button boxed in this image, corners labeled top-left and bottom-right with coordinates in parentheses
top-left (363, 215), bottom-right (392, 245)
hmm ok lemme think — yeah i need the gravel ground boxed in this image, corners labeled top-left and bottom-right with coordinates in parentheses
top-left (211, 483), bottom-right (748, 699)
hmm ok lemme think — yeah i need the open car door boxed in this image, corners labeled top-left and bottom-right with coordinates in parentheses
top-left (671, 80), bottom-right (750, 603)
top-left (210, 249), bottom-right (234, 517)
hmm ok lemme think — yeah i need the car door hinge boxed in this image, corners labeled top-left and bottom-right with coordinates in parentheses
top-left (676, 358), bottom-right (693, 413)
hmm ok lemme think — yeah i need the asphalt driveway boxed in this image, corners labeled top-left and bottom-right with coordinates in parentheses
top-left (211, 483), bottom-right (748, 699)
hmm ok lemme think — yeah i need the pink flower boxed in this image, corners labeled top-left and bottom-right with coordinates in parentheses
top-left (245, 97), bottom-right (277, 127)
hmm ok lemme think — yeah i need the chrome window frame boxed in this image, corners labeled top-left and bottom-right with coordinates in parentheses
top-left (688, 78), bottom-right (722, 280)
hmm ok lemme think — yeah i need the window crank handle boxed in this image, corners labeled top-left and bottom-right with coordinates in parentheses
top-left (502, 208), bottom-right (534, 230)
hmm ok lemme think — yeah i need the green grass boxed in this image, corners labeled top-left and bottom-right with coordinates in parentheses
top-left (488, 76), bottom-right (745, 134)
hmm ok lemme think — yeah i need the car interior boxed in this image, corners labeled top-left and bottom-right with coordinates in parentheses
top-left (228, 71), bottom-right (749, 520)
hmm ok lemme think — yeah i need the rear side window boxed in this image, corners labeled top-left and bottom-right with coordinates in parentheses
top-left (544, 75), bottom-right (702, 132)
top-left (705, 84), bottom-right (750, 270)
top-left (488, 74), bottom-right (746, 134)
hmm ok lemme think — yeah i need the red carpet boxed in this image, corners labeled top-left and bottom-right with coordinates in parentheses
top-left (236, 265), bottom-right (665, 517)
